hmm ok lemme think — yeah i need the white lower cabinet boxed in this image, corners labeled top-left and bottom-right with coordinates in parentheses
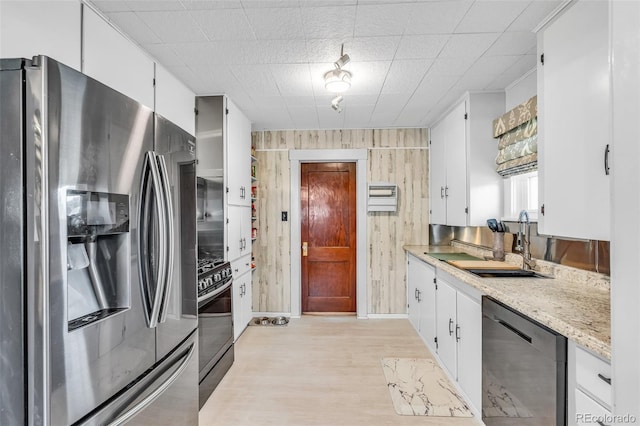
top-left (406, 254), bottom-right (481, 413)
top-left (568, 340), bottom-right (612, 425)
top-left (232, 254), bottom-right (253, 341)
top-left (407, 254), bottom-right (436, 354)
top-left (435, 275), bottom-right (482, 412)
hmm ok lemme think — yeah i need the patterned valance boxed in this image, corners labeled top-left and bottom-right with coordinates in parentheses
top-left (493, 96), bottom-right (537, 177)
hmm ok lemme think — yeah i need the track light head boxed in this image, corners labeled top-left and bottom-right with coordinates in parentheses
top-left (334, 53), bottom-right (350, 69)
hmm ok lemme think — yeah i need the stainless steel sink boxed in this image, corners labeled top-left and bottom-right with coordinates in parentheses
top-left (466, 269), bottom-right (550, 278)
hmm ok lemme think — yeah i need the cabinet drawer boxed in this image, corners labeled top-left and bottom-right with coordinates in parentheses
top-left (575, 389), bottom-right (612, 425)
top-left (231, 255), bottom-right (252, 278)
top-left (575, 347), bottom-right (611, 408)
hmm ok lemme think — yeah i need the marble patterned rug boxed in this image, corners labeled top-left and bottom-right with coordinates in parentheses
top-left (380, 358), bottom-right (473, 417)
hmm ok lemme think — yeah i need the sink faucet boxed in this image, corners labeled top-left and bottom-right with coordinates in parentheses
top-left (516, 210), bottom-right (535, 270)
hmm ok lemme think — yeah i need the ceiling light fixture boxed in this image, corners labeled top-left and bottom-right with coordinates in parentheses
top-left (325, 44), bottom-right (352, 112)
top-left (331, 95), bottom-right (344, 113)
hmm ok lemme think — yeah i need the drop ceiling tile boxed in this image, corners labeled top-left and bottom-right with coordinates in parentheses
top-left (484, 31), bottom-right (536, 57)
top-left (486, 54), bottom-right (536, 89)
top-left (288, 106), bottom-right (320, 129)
top-left (395, 34), bottom-right (449, 60)
top-left (255, 39), bottom-right (310, 64)
top-left (454, 0), bottom-right (529, 33)
top-left (317, 106), bottom-right (346, 129)
top-left (270, 64), bottom-right (314, 96)
top-left (346, 61), bottom-right (391, 95)
top-left (125, 1), bottom-right (185, 11)
top-left (306, 37), bottom-right (400, 63)
top-left (142, 43), bottom-right (184, 66)
top-left (301, 6), bottom-right (356, 39)
top-left (394, 108), bottom-right (427, 127)
top-left (188, 64), bottom-right (242, 92)
top-left (283, 96), bottom-right (318, 107)
top-left (381, 59), bottom-right (432, 94)
top-left (165, 42), bottom-right (223, 65)
top-left (341, 94), bottom-right (379, 105)
top-left (413, 73), bottom-right (459, 99)
top-left (370, 111), bottom-right (399, 126)
top-left (344, 104), bottom-right (375, 128)
top-left (137, 11), bottom-right (207, 42)
top-left (230, 65), bottom-right (281, 96)
top-left (250, 96), bottom-right (288, 109)
top-left (372, 93), bottom-right (411, 114)
top-left (354, 3), bottom-right (413, 37)
top-left (180, 0), bottom-right (242, 9)
top-left (245, 7), bottom-right (305, 40)
top-left (427, 57), bottom-right (476, 76)
top-left (438, 33), bottom-right (501, 59)
top-left (90, 1), bottom-right (131, 12)
top-left (465, 55), bottom-right (521, 77)
top-left (451, 72), bottom-right (498, 92)
top-left (507, 0), bottom-right (564, 31)
top-left (106, 12), bottom-right (161, 44)
top-left (191, 9), bottom-right (255, 41)
top-left (404, 1), bottom-right (473, 35)
top-left (300, 0), bottom-right (357, 6)
top-left (241, 0), bottom-right (300, 8)
top-left (162, 65), bottom-right (207, 93)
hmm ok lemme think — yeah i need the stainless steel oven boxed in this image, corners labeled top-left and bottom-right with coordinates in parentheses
top-left (198, 260), bottom-right (234, 408)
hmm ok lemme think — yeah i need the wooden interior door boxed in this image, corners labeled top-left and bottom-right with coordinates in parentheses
top-left (301, 162), bottom-right (356, 313)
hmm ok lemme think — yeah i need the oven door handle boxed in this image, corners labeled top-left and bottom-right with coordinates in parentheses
top-left (198, 278), bottom-right (233, 304)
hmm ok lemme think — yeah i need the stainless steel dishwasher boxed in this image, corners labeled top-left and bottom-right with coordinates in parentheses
top-left (482, 297), bottom-right (567, 426)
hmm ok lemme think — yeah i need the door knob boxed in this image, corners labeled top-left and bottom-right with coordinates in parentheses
top-left (302, 242), bottom-right (308, 257)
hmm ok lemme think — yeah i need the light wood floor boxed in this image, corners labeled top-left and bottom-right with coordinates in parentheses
top-left (199, 316), bottom-right (482, 426)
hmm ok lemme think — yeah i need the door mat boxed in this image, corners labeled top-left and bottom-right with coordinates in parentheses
top-left (482, 369), bottom-right (533, 418)
top-left (248, 316), bottom-right (289, 326)
top-left (380, 358), bottom-right (473, 417)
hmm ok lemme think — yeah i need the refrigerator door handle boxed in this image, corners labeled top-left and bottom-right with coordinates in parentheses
top-left (139, 151), bottom-right (168, 329)
top-left (107, 341), bottom-right (196, 426)
top-left (156, 154), bottom-right (174, 324)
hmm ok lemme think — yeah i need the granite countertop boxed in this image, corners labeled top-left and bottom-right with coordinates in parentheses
top-left (404, 244), bottom-right (611, 360)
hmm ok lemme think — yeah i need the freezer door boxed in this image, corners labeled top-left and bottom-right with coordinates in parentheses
top-left (154, 115), bottom-right (198, 360)
top-left (0, 66), bottom-right (25, 426)
top-left (78, 331), bottom-right (198, 426)
top-left (31, 57), bottom-right (157, 425)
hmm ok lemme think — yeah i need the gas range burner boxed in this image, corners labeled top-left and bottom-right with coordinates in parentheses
top-left (197, 257), bottom-right (224, 276)
top-left (198, 261), bottom-right (232, 300)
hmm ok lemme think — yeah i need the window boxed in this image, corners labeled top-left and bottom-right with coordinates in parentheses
top-left (503, 171), bottom-right (538, 221)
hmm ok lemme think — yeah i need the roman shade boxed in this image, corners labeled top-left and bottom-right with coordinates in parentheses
top-left (492, 95), bottom-right (538, 177)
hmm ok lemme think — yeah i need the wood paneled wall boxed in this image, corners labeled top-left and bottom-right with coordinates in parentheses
top-left (252, 129), bottom-right (429, 314)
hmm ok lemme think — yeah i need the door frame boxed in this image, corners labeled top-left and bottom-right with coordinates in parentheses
top-left (290, 149), bottom-right (368, 319)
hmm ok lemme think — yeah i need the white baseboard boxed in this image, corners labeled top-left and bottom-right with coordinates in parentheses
top-left (366, 314), bottom-right (409, 319)
top-left (251, 312), bottom-right (292, 318)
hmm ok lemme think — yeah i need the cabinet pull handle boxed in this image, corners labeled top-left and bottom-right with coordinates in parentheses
top-left (604, 144), bottom-right (610, 175)
top-left (455, 324), bottom-right (460, 342)
top-left (440, 186), bottom-right (444, 199)
top-left (448, 318), bottom-right (454, 335)
top-left (417, 290), bottom-right (422, 302)
top-left (414, 288), bottom-right (418, 300)
top-left (445, 186), bottom-right (449, 197)
top-left (597, 373), bottom-right (611, 385)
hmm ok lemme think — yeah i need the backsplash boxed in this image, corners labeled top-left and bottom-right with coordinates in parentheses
top-left (430, 223), bottom-right (610, 275)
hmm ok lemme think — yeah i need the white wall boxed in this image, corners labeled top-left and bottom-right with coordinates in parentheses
top-left (505, 68), bottom-right (537, 111)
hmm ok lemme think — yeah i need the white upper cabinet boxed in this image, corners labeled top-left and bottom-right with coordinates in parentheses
top-left (226, 98), bottom-right (252, 207)
top-left (0, 1), bottom-right (82, 71)
top-left (155, 65), bottom-right (195, 136)
top-left (82, 6), bottom-right (155, 109)
top-left (537, 0), bottom-right (610, 241)
top-left (429, 92), bottom-right (504, 226)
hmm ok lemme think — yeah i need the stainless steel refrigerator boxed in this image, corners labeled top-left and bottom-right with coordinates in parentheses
top-left (0, 56), bottom-right (198, 425)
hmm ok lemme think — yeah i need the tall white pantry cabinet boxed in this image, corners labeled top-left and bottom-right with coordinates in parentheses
top-left (196, 96), bottom-right (253, 341)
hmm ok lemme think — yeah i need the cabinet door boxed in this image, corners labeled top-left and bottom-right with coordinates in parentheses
top-left (232, 273), bottom-right (246, 341)
top-left (436, 280), bottom-right (457, 378)
top-left (419, 263), bottom-right (437, 354)
top-left (429, 122), bottom-right (447, 225)
top-left (82, 7), bottom-right (154, 109)
top-left (240, 206), bottom-right (252, 258)
top-left (407, 255), bottom-right (422, 331)
top-left (242, 269), bottom-right (253, 329)
top-left (445, 101), bottom-right (468, 227)
top-left (456, 290), bottom-right (482, 413)
top-left (156, 65), bottom-right (195, 136)
top-left (226, 98), bottom-right (252, 207)
top-left (227, 205), bottom-right (242, 261)
top-left (538, 0), bottom-right (610, 241)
